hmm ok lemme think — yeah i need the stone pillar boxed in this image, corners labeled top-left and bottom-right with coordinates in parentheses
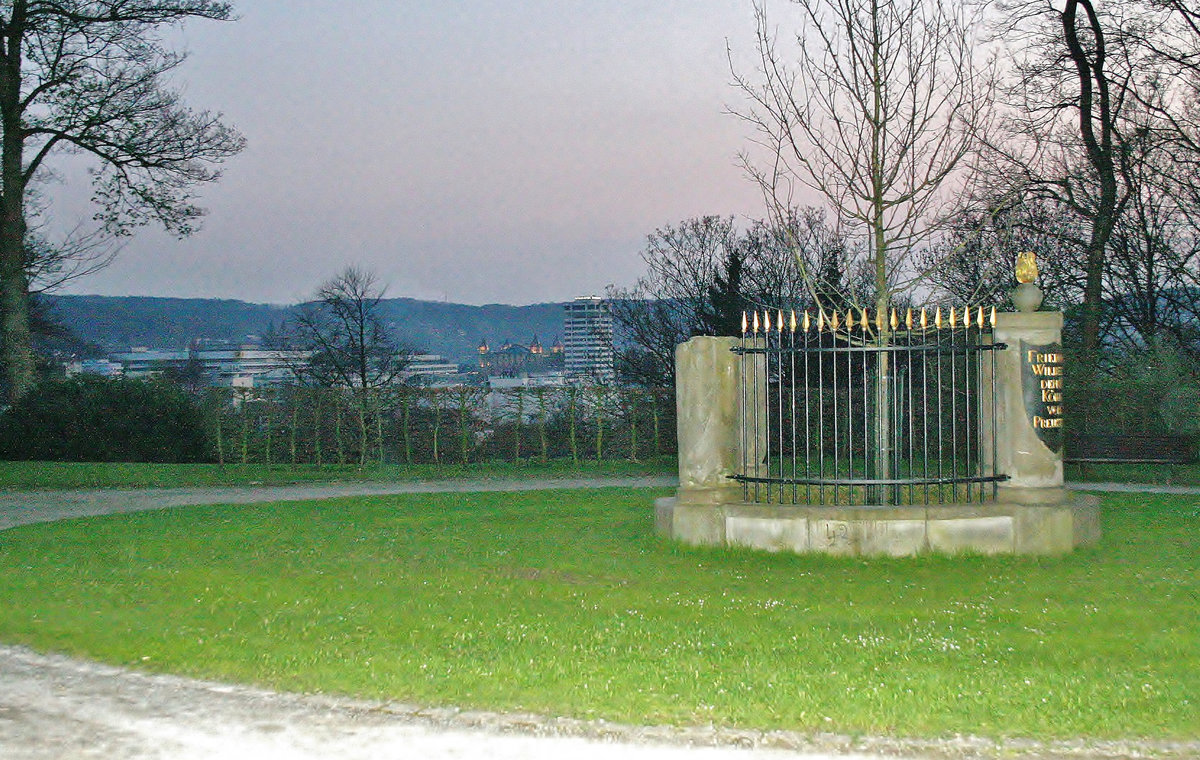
top-left (992, 312), bottom-right (1066, 504)
top-left (674, 336), bottom-right (743, 506)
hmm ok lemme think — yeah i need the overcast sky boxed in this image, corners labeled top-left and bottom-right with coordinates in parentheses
top-left (53, 1), bottom-right (768, 306)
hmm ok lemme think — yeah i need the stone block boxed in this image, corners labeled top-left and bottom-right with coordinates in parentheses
top-left (726, 515), bottom-right (810, 553)
top-left (667, 501), bottom-right (726, 546)
top-left (927, 516), bottom-right (1015, 554)
top-left (857, 519), bottom-right (927, 557)
top-left (808, 518), bottom-right (858, 556)
top-left (1013, 505), bottom-right (1073, 554)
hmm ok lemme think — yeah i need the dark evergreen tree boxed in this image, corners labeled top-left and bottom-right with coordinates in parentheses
top-left (695, 245), bottom-right (745, 336)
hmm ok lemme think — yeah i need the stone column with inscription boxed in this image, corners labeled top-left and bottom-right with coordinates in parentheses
top-left (992, 311), bottom-right (1066, 504)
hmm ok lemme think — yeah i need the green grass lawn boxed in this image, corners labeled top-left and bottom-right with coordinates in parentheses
top-left (0, 457), bottom-right (676, 491)
top-left (0, 487), bottom-right (1196, 741)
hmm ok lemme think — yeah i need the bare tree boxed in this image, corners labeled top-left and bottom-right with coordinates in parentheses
top-left (731, 0), bottom-right (991, 481)
top-left (1102, 132), bottom-right (1200, 353)
top-left (286, 267), bottom-right (408, 392)
top-left (973, 0), bottom-right (1200, 361)
top-left (283, 266), bottom-right (410, 468)
top-left (987, 0), bottom-right (1132, 356)
top-left (609, 211), bottom-right (852, 387)
top-left (731, 0), bottom-right (993, 317)
top-left (607, 216), bottom-right (737, 388)
top-left (0, 1), bottom-right (245, 401)
top-left (1127, 0), bottom-right (1200, 160)
top-left (924, 196), bottom-right (1090, 310)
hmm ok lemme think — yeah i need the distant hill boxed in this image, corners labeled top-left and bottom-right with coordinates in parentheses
top-left (43, 295), bottom-right (572, 366)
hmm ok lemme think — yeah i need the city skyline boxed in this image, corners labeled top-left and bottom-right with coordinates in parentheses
top-left (50, 2), bottom-right (769, 307)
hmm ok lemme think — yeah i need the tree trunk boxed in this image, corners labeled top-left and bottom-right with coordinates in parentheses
top-left (356, 387), bottom-right (368, 469)
top-left (0, 28), bottom-right (32, 401)
top-left (512, 389), bottom-right (523, 461)
top-left (1062, 0), bottom-right (1118, 356)
top-left (536, 388), bottom-right (548, 462)
top-left (313, 390), bottom-right (323, 466)
top-left (401, 390), bottom-right (412, 464)
top-left (868, 0), bottom-right (893, 499)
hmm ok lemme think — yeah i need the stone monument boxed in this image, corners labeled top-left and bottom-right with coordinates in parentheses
top-left (656, 252), bottom-right (1100, 556)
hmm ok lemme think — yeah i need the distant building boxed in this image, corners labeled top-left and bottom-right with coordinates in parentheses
top-left (194, 347), bottom-right (309, 387)
top-left (64, 358), bottom-right (124, 378)
top-left (401, 354), bottom-right (461, 384)
top-left (476, 335), bottom-right (563, 377)
top-left (102, 345), bottom-right (309, 388)
top-left (106, 348), bottom-right (189, 378)
top-left (563, 296), bottom-right (614, 382)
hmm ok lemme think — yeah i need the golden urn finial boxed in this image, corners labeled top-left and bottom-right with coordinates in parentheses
top-left (1015, 251), bottom-right (1038, 284)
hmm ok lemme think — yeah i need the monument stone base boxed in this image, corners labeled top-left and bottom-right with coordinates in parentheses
top-left (655, 494), bottom-right (1100, 557)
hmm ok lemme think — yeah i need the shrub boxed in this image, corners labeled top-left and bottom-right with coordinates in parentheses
top-left (0, 377), bottom-right (211, 462)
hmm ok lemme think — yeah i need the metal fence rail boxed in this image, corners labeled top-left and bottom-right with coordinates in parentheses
top-left (733, 306), bottom-right (1008, 506)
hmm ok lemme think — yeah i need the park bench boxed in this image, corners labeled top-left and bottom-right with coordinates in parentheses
top-left (1065, 433), bottom-right (1195, 464)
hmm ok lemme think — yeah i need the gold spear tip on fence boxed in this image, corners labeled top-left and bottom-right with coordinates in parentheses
top-left (817, 310), bottom-right (824, 332)
top-left (875, 307), bottom-right (885, 330)
top-left (831, 310), bottom-right (840, 330)
top-left (790, 309), bottom-right (797, 332)
top-left (949, 306), bottom-right (957, 328)
top-left (920, 308), bottom-right (928, 329)
top-left (905, 308), bottom-right (913, 329)
top-left (935, 306), bottom-right (943, 329)
top-left (990, 306), bottom-right (997, 327)
top-left (890, 309), bottom-right (899, 330)
top-left (1016, 251), bottom-right (1039, 283)
top-left (763, 310), bottom-right (771, 332)
top-left (752, 310), bottom-right (760, 333)
top-left (963, 304), bottom-right (972, 326)
top-left (777, 309), bottom-right (785, 332)
top-left (741, 311), bottom-right (748, 334)
top-left (860, 307), bottom-right (869, 330)
top-left (803, 309), bottom-right (811, 332)
top-left (978, 305), bottom-right (986, 328)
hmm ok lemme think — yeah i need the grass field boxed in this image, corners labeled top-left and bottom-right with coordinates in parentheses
top-left (0, 486), bottom-right (1195, 741)
top-left (0, 458), bottom-right (676, 491)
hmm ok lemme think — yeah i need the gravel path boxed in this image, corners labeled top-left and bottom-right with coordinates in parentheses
top-left (0, 476), bottom-right (679, 531)
top-left (3, 645), bottom-right (876, 760)
top-left (1, 478), bottom-right (1196, 759)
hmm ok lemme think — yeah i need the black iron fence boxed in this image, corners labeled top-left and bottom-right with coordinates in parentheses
top-left (733, 307), bottom-right (1008, 506)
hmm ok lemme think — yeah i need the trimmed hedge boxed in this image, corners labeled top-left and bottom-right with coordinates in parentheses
top-left (0, 377), bottom-right (210, 463)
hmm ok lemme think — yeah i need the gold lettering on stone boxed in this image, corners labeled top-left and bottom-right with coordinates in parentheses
top-left (1022, 341), bottom-right (1065, 452)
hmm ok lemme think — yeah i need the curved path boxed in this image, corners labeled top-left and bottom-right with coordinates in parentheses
top-left (1, 478), bottom-right (1195, 760)
top-left (0, 476), bottom-right (680, 531)
top-left (5, 477), bottom-right (1193, 532)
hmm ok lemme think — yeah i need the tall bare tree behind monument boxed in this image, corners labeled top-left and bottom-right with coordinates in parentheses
top-left (731, 0), bottom-right (992, 318)
top-left (0, 1), bottom-right (245, 401)
top-left (982, 0), bottom-right (1200, 357)
top-left (731, 0), bottom-right (993, 481)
